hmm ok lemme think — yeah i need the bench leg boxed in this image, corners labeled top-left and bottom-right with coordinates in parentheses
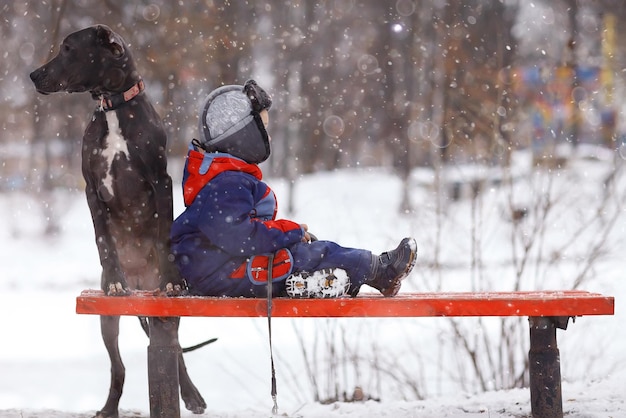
top-left (528, 316), bottom-right (564, 418)
top-left (148, 317), bottom-right (181, 418)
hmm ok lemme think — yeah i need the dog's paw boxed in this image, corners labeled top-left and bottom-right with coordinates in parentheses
top-left (93, 410), bottom-right (118, 418)
top-left (106, 282), bottom-right (130, 296)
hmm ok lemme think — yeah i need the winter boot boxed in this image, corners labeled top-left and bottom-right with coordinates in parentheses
top-left (285, 268), bottom-right (350, 298)
top-left (367, 237), bottom-right (417, 297)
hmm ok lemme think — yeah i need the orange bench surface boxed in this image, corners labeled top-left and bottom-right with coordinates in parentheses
top-left (76, 289), bottom-right (614, 318)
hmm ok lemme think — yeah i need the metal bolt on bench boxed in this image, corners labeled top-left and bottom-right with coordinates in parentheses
top-left (76, 290), bottom-right (615, 418)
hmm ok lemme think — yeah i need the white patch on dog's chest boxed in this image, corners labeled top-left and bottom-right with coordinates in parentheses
top-left (101, 112), bottom-right (129, 198)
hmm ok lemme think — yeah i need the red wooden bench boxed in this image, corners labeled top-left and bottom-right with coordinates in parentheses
top-left (76, 289), bottom-right (614, 418)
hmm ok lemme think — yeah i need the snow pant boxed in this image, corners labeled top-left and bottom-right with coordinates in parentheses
top-left (187, 240), bottom-right (373, 297)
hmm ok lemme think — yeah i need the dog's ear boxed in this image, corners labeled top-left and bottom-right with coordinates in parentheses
top-left (95, 25), bottom-right (125, 58)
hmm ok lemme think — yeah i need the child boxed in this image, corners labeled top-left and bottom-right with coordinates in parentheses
top-left (171, 80), bottom-right (417, 298)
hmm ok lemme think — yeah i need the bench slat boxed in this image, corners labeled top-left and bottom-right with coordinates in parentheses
top-left (76, 290), bottom-right (614, 318)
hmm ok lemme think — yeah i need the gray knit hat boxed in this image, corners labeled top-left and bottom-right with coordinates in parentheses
top-left (197, 80), bottom-right (272, 164)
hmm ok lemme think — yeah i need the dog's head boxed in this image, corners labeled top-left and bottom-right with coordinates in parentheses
top-left (30, 25), bottom-right (137, 97)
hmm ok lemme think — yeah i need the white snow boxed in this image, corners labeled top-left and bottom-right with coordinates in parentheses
top-left (0, 149), bottom-right (624, 417)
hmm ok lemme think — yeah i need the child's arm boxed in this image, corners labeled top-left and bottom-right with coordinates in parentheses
top-left (197, 175), bottom-right (305, 255)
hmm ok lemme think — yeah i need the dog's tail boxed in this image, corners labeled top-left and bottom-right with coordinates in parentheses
top-left (137, 316), bottom-right (218, 353)
top-left (181, 338), bottom-right (219, 353)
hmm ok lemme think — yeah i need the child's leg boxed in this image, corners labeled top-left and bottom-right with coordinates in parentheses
top-left (287, 240), bottom-right (373, 295)
top-left (287, 237), bottom-right (417, 297)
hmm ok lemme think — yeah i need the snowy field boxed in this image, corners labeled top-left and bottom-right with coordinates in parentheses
top-left (0, 148), bottom-right (624, 417)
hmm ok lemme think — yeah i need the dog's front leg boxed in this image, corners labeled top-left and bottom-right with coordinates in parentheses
top-left (85, 184), bottom-right (128, 294)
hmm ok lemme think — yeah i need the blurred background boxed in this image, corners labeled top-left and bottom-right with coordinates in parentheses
top-left (2, 0), bottom-right (626, 198)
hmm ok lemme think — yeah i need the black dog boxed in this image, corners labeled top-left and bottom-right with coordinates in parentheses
top-left (30, 25), bottom-right (205, 417)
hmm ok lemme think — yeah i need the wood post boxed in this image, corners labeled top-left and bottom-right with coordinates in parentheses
top-left (529, 316), bottom-right (567, 418)
top-left (147, 317), bottom-right (181, 418)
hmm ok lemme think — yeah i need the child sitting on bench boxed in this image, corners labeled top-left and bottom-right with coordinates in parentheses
top-left (170, 80), bottom-right (416, 298)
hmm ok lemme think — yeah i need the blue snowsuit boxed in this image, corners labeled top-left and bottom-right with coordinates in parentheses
top-left (170, 148), bottom-right (373, 297)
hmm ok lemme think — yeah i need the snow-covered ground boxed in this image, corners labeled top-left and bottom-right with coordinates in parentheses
top-left (0, 148), bottom-right (624, 417)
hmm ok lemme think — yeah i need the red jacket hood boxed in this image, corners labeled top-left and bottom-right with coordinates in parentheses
top-left (182, 149), bottom-right (262, 206)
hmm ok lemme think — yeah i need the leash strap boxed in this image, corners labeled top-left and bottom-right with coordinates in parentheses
top-left (266, 253), bottom-right (279, 415)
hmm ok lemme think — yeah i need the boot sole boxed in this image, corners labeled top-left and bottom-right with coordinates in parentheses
top-left (286, 268), bottom-right (350, 298)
